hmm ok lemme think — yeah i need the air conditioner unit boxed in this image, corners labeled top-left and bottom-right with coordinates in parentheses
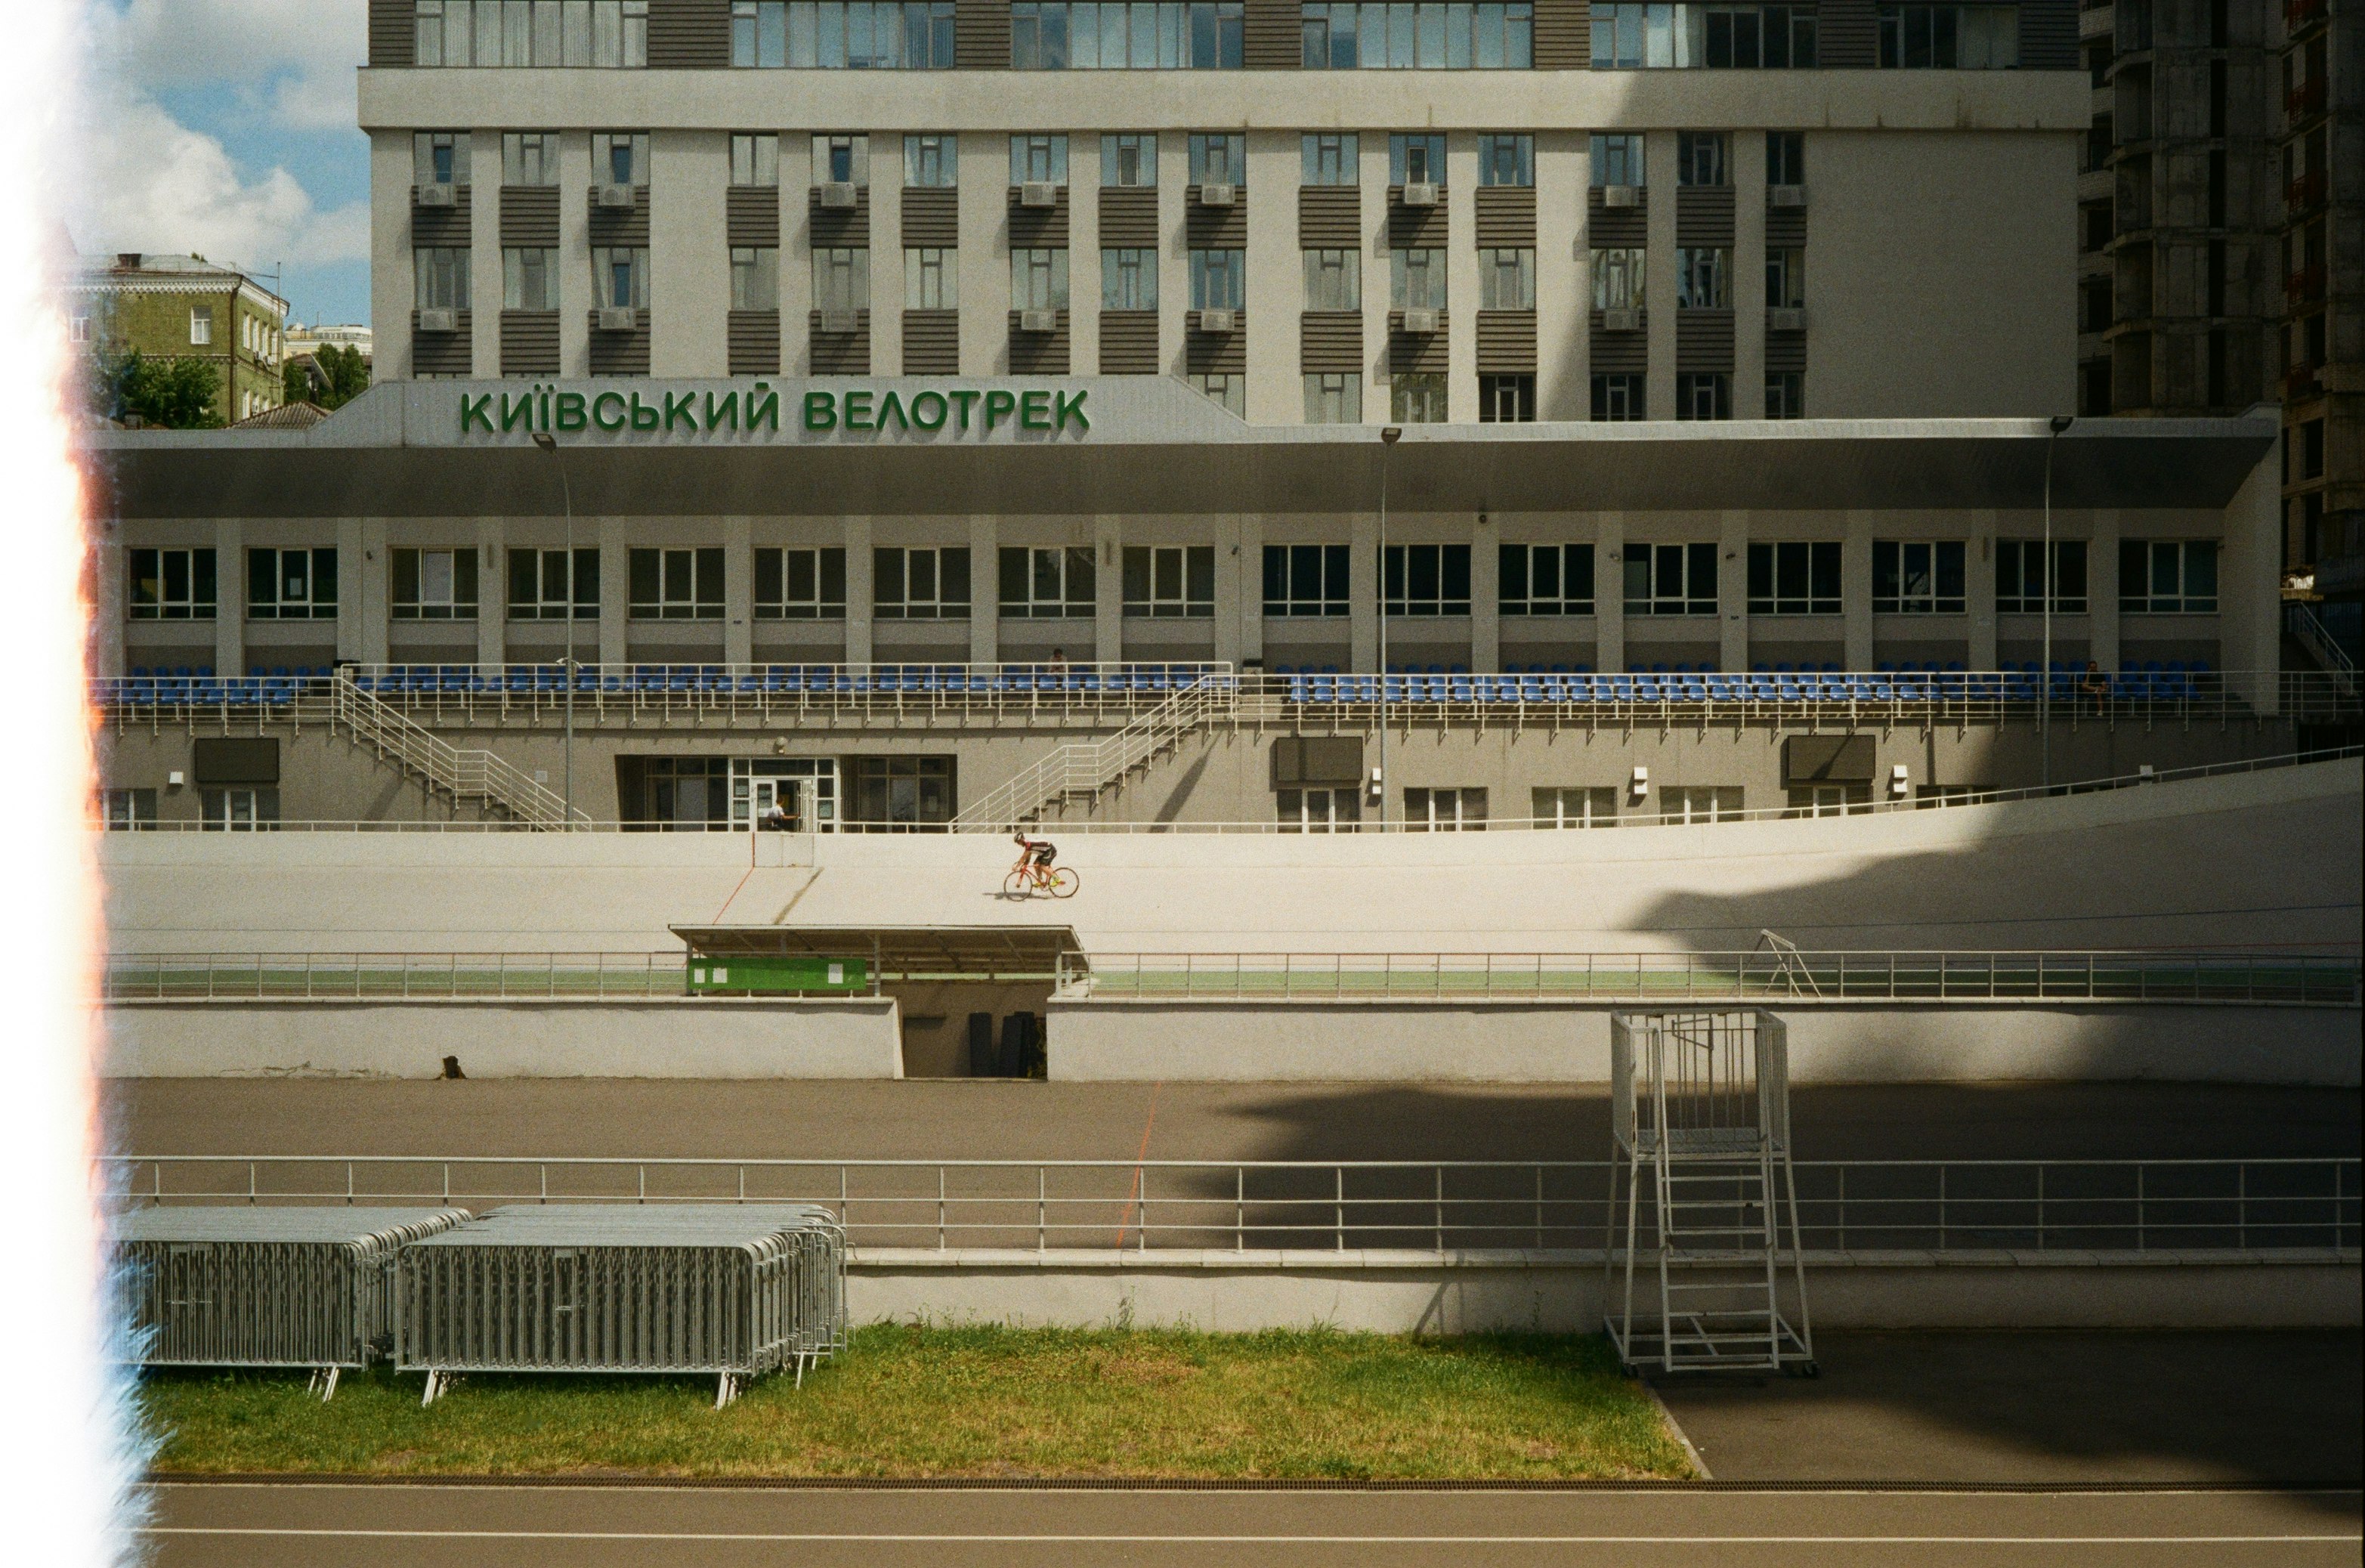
top-left (1399, 307), bottom-right (1439, 334)
top-left (1018, 308), bottom-right (1058, 333)
top-left (818, 308), bottom-right (861, 333)
top-left (414, 184), bottom-right (456, 209)
top-left (1197, 307), bottom-right (1236, 334)
top-left (595, 307), bottom-right (638, 332)
top-left (416, 308), bottom-right (458, 333)
top-left (817, 181), bottom-right (858, 209)
top-left (1198, 181), bottom-right (1237, 207)
top-left (1767, 306), bottom-right (1807, 332)
top-left (1768, 183), bottom-right (1808, 209)
top-left (595, 183), bottom-right (636, 210)
top-left (1019, 181), bottom-right (1059, 208)
top-left (1602, 308), bottom-right (1640, 332)
top-left (1402, 181), bottom-right (1440, 207)
top-left (1601, 184), bottom-right (1640, 208)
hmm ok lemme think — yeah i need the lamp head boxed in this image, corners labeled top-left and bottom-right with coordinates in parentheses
top-left (531, 431), bottom-right (558, 452)
top-left (1380, 426), bottom-right (1402, 445)
top-left (2048, 416), bottom-right (2073, 435)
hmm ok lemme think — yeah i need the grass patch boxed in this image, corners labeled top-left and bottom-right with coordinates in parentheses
top-left (141, 1325), bottom-right (1691, 1480)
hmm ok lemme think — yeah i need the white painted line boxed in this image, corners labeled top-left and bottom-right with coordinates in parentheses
top-left (138, 1529), bottom-right (2365, 1545)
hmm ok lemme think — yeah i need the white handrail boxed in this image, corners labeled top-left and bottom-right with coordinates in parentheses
top-left (2286, 603), bottom-right (2358, 697)
top-left (323, 676), bottom-right (588, 830)
top-left (954, 671), bottom-right (1236, 828)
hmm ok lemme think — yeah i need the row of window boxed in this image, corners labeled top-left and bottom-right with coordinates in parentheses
top-left (410, 0), bottom-right (2016, 72)
top-left (1281, 784), bottom-right (1784, 832)
top-left (128, 541), bottom-right (2224, 623)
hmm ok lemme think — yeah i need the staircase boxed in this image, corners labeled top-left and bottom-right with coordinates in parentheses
top-left (1621, 1145), bottom-right (1809, 1373)
top-left (2286, 602), bottom-right (2359, 700)
top-left (317, 674), bottom-right (586, 829)
top-left (953, 672), bottom-right (1237, 830)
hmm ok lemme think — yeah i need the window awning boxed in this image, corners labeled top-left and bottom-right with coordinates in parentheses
top-left (669, 924), bottom-right (1085, 981)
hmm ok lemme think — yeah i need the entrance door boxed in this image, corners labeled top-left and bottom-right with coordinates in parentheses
top-left (750, 776), bottom-right (804, 831)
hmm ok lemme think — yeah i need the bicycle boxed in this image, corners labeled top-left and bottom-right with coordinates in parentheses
top-left (1003, 855), bottom-right (1079, 899)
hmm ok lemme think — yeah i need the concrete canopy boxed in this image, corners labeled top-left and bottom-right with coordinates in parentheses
top-left (670, 924), bottom-right (1084, 982)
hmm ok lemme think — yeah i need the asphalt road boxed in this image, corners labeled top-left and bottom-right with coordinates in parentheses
top-left (107, 1078), bottom-right (2363, 1164)
top-left (141, 1482), bottom-right (2363, 1567)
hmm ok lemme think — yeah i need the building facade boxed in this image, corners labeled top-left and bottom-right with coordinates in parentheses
top-left (70, 254), bottom-right (291, 425)
top-left (2277, 0), bottom-right (2361, 610)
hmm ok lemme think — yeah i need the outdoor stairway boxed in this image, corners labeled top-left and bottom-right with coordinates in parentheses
top-left (1639, 1152), bottom-right (1801, 1371)
top-left (953, 670), bottom-right (1237, 829)
top-left (321, 673), bottom-right (585, 829)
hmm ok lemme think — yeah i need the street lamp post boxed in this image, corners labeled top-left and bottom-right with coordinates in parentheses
top-left (530, 431), bottom-right (576, 826)
top-left (2041, 414), bottom-right (2071, 794)
top-left (1377, 425), bottom-right (1401, 830)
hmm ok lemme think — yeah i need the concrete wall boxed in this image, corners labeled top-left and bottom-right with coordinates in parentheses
top-left (1047, 1002), bottom-right (2363, 1086)
top-left (104, 998), bottom-right (904, 1079)
top-left (849, 1251), bottom-right (2363, 1331)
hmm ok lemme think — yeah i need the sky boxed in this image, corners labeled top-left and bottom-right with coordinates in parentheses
top-left (69, 0), bottom-right (372, 328)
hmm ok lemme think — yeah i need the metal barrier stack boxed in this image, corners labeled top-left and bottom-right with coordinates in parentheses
top-left (113, 1206), bottom-right (470, 1399)
top-left (396, 1205), bottom-right (847, 1408)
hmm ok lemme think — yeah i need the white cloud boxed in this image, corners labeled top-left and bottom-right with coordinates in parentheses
top-left (100, 0), bottom-right (365, 107)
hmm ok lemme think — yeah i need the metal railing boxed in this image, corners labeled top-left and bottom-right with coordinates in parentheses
top-left (1063, 949), bottom-right (2363, 1007)
top-left (104, 952), bottom-right (687, 1001)
top-left (2286, 603), bottom-right (2359, 697)
top-left (105, 1156), bottom-right (2361, 1257)
top-left (954, 672), bottom-right (1234, 828)
top-left (326, 677), bottom-right (586, 830)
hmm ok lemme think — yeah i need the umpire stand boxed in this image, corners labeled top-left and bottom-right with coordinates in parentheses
top-left (1605, 1010), bottom-right (1816, 1377)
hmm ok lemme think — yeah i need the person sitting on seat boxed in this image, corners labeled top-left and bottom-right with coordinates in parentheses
top-left (1012, 830), bottom-right (1057, 874)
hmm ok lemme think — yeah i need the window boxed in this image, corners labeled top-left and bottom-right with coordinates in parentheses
top-left (1501, 543), bottom-right (1596, 614)
top-left (1102, 133), bottom-right (1159, 187)
top-left (1404, 787), bottom-right (1486, 830)
top-left (1191, 249), bottom-right (1244, 310)
top-left (1302, 133), bottom-right (1359, 185)
top-left (640, 756), bottom-right (728, 831)
top-left (905, 248), bottom-right (958, 308)
top-left (1765, 370), bottom-right (1804, 418)
top-left (391, 547), bottom-right (480, 620)
top-left (1592, 373), bottom-right (1645, 421)
top-left (594, 131), bottom-right (648, 185)
top-left (1304, 373), bottom-right (1364, 423)
top-left (592, 247), bottom-right (648, 310)
top-left (1534, 786), bottom-right (1617, 827)
top-left (1878, 3), bottom-right (2017, 66)
top-left (731, 1), bottom-right (957, 66)
top-left (1590, 3), bottom-right (1817, 66)
top-left (1278, 787), bottom-right (1361, 832)
top-left (1767, 129), bottom-right (1804, 184)
top-left (189, 308), bottom-right (213, 346)
top-left (1391, 249), bottom-right (1446, 309)
top-left (1012, 249), bottom-right (1070, 310)
top-left (2119, 540), bottom-right (2218, 614)
top-left (127, 549), bottom-right (216, 620)
top-left (1385, 544), bottom-right (1472, 616)
top-left (813, 134), bottom-right (869, 186)
top-left (1995, 540), bottom-right (2088, 614)
top-left (1786, 784), bottom-right (1869, 818)
top-left (1591, 248), bottom-right (1646, 310)
top-left (1010, 2), bottom-right (1245, 66)
top-left (415, 249), bottom-right (471, 312)
top-left (1010, 135), bottom-right (1069, 184)
top-left (1390, 133), bottom-right (1445, 186)
top-left (1392, 373), bottom-right (1448, 422)
top-left (873, 546), bottom-right (971, 619)
top-left (413, 131), bottom-right (471, 187)
top-left (1625, 542), bottom-right (1717, 614)
top-left (1479, 373), bottom-right (1535, 422)
top-left (414, 0), bottom-right (648, 66)
top-left (1479, 134), bottom-right (1533, 187)
top-left (812, 249), bottom-right (868, 311)
top-left (69, 313), bottom-right (90, 344)
top-left (1765, 246), bottom-right (1804, 309)
top-left (1747, 540), bottom-right (1841, 614)
top-left (1677, 371), bottom-right (1731, 420)
top-left (1192, 373), bottom-right (1247, 416)
top-left (104, 790), bottom-right (158, 831)
top-left (1591, 133), bottom-right (1645, 186)
top-left (1101, 249), bottom-right (1158, 310)
top-left (1300, 2), bottom-right (1534, 66)
top-left (1677, 131), bottom-right (1728, 186)
top-left (1677, 247), bottom-right (1729, 308)
top-left (732, 248), bottom-right (781, 311)
top-left (730, 133), bottom-right (779, 187)
top-left (1263, 543), bottom-right (1351, 616)
top-left (507, 548), bottom-right (599, 620)
top-left (754, 547), bottom-right (848, 619)
top-left (846, 756), bottom-right (956, 830)
top-left (1481, 249), bottom-right (1535, 310)
top-left (1872, 540), bottom-right (1965, 614)
top-left (246, 548), bottom-right (337, 620)
top-left (1303, 249), bottom-right (1360, 310)
top-left (1662, 785), bottom-right (1743, 823)
top-left (904, 134), bottom-right (957, 187)
top-left (502, 131), bottom-right (560, 186)
top-left (728, 756), bottom-right (837, 831)
top-left (202, 788), bottom-right (280, 832)
top-left (628, 547), bottom-right (725, 620)
top-left (1124, 546), bottom-right (1216, 617)
top-left (503, 247), bottom-right (555, 310)
top-left (999, 546), bottom-right (1096, 617)
top-left (1190, 134), bottom-right (1244, 187)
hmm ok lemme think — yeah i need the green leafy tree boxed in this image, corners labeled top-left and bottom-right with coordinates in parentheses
top-left (315, 344), bottom-right (372, 410)
top-left (89, 350), bottom-right (225, 429)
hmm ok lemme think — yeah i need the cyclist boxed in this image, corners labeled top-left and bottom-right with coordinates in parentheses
top-left (1012, 830), bottom-right (1058, 883)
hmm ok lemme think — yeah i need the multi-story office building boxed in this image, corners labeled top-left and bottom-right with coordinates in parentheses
top-left (70, 253), bottom-right (291, 425)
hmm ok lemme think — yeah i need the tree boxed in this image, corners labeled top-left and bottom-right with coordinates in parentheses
top-left (314, 344), bottom-right (371, 410)
top-left (89, 350), bottom-right (224, 429)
